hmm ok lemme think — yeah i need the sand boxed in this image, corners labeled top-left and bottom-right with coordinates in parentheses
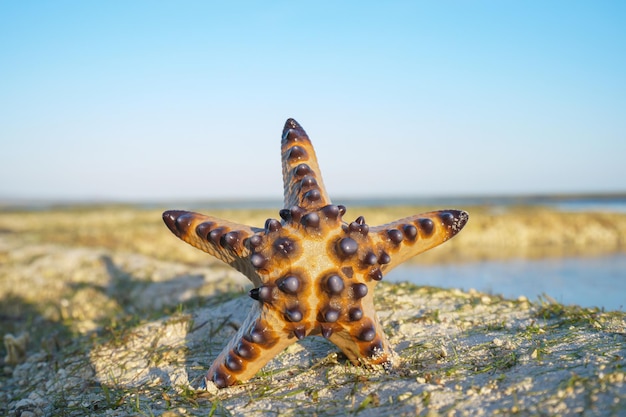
top-left (1, 206), bottom-right (625, 416)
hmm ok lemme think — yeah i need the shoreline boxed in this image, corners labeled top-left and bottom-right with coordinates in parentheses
top-left (1, 204), bottom-right (624, 265)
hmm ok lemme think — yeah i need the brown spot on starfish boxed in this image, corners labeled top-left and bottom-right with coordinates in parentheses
top-left (162, 118), bottom-right (469, 388)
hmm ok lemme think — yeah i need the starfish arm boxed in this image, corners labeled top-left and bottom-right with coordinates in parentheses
top-left (370, 209), bottom-right (469, 274)
top-left (205, 303), bottom-right (299, 388)
top-left (281, 118), bottom-right (331, 210)
top-left (162, 210), bottom-right (262, 284)
top-left (327, 295), bottom-right (394, 367)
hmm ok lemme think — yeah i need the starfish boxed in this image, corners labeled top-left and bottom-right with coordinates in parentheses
top-left (162, 118), bottom-right (468, 388)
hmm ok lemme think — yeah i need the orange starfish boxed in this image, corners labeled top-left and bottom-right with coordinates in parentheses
top-left (163, 119), bottom-right (468, 388)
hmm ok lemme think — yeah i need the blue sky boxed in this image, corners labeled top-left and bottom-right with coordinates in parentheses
top-left (1, 1), bottom-right (625, 202)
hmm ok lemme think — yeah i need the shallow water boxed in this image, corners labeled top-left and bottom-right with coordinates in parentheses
top-left (387, 253), bottom-right (626, 311)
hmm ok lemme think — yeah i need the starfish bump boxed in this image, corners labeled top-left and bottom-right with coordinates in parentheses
top-left (163, 118), bottom-right (469, 388)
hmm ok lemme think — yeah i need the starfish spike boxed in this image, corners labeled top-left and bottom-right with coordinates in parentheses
top-left (163, 118), bottom-right (469, 388)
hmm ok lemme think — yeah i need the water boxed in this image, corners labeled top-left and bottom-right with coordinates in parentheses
top-left (549, 198), bottom-right (626, 214)
top-left (387, 254), bottom-right (626, 311)
top-left (5, 193), bottom-right (626, 212)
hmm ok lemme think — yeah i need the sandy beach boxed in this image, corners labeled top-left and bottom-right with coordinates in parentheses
top-left (1, 205), bottom-right (625, 416)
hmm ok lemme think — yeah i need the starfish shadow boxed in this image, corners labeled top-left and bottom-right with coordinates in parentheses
top-left (85, 254), bottom-right (250, 395)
